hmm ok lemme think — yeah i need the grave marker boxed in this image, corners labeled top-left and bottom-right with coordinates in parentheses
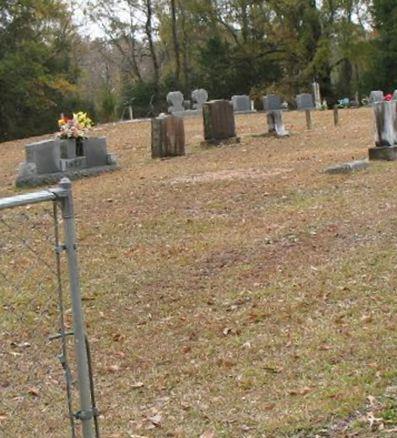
top-left (167, 91), bottom-right (185, 114)
top-left (202, 100), bottom-right (239, 145)
top-left (262, 95), bottom-right (289, 137)
top-left (192, 89), bottom-right (209, 111)
top-left (297, 93), bottom-right (315, 129)
top-left (312, 81), bottom-right (322, 110)
top-left (17, 137), bottom-right (118, 187)
top-left (151, 114), bottom-right (185, 158)
top-left (231, 95), bottom-right (256, 114)
top-left (368, 90), bottom-right (397, 160)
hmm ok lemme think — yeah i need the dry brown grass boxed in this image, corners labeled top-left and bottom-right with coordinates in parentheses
top-left (2, 108), bottom-right (397, 437)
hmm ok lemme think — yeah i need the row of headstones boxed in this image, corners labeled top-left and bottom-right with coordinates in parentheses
top-left (168, 89), bottom-right (316, 115)
top-left (167, 89), bottom-right (256, 115)
top-left (152, 94), bottom-right (317, 158)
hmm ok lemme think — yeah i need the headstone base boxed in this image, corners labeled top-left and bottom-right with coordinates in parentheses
top-left (170, 110), bottom-right (200, 118)
top-left (201, 136), bottom-right (241, 147)
top-left (234, 110), bottom-right (257, 115)
top-left (369, 146), bottom-right (397, 161)
top-left (16, 163), bottom-right (120, 188)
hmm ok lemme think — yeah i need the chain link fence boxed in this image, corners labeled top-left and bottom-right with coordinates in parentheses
top-left (0, 180), bottom-right (99, 437)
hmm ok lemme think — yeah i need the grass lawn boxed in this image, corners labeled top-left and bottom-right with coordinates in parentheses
top-left (1, 108), bottom-right (397, 437)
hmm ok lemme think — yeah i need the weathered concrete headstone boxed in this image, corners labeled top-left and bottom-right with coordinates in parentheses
top-left (368, 90), bottom-right (397, 160)
top-left (262, 95), bottom-right (289, 137)
top-left (16, 137), bottom-right (118, 187)
top-left (202, 100), bottom-right (239, 145)
top-left (151, 114), bottom-right (185, 158)
top-left (231, 95), bottom-right (255, 114)
top-left (369, 90), bottom-right (384, 104)
top-left (297, 93), bottom-right (315, 129)
top-left (192, 89), bottom-right (209, 111)
top-left (167, 91), bottom-right (185, 114)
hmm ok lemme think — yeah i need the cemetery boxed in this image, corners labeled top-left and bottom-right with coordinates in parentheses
top-left (2, 103), bottom-right (397, 436)
top-left (3, 1), bottom-right (397, 436)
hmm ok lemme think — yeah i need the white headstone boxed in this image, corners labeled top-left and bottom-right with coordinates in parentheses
top-left (313, 81), bottom-right (322, 110)
top-left (192, 89), bottom-right (209, 110)
top-left (167, 91), bottom-right (185, 113)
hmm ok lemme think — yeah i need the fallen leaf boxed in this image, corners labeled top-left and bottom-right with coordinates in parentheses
top-left (27, 387), bottom-right (40, 397)
top-left (148, 414), bottom-right (162, 427)
top-left (289, 386), bottom-right (312, 396)
top-left (107, 364), bottom-right (120, 373)
top-left (367, 395), bottom-right (376, 407)
top-left (200, 431), bottom-right (215, 438)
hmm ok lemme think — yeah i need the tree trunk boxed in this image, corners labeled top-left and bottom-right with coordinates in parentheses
top-left (180, 2), bottom-right (190, 95)
top-left (170, 0), bottom-right (181, 87)
top-left (145, 0), bottom-right (160, 99)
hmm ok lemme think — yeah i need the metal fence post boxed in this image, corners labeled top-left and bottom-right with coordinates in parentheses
top-left (59, 178), bottom-right (94, 438)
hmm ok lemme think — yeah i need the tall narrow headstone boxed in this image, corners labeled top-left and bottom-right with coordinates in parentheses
top-left (202, 100), bottom-right (239, 145)
top-left (368, 90), bottom-right (397, 160)
top-left (312, 81), bottom-right (322, 110)
top-left (151, 114), bottom-right (185, 158)
top-left (263, 95), bottom-right (289, 137)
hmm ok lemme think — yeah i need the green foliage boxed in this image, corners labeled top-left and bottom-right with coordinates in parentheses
top-left (121, 80), bottom-right (161, 118)
top-left (369, 0), bottom-right (397, 91)
top-left (99, 87), bottom-right (118, 122)
top-left (0, 0), bottom-right (84, 141)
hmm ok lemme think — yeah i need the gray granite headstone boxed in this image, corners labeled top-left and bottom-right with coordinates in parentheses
top-left (263, 95), bottom-right (282, 111)
top-left (25, 140), bottom-right (61, 174)
top-left (83, 137), bottom-right (108, 167)
top-left (167, 91), bottom-right (185, 114)
top-left (296, 94), bottom-right (315, 111)
top-left (231, 95), bottom-right (251, 112)
top-left (192, 89), bottom-right (209, 110)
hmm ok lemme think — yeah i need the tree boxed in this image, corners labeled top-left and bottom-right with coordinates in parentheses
top-left (0, 0), bottom-right (82, 140)
top-left (370, 0), bottom-right (397, 91)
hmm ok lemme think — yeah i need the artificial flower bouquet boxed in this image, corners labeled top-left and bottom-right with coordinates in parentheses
top-left (58, 112), bottom-right (93, 140)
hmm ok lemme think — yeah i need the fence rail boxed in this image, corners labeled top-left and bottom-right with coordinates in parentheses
top-left (0, 178), bottom-right (99, 438)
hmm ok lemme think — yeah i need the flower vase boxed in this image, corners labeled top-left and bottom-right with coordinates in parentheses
top-left (60, 139), bottom-right (77, 159)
